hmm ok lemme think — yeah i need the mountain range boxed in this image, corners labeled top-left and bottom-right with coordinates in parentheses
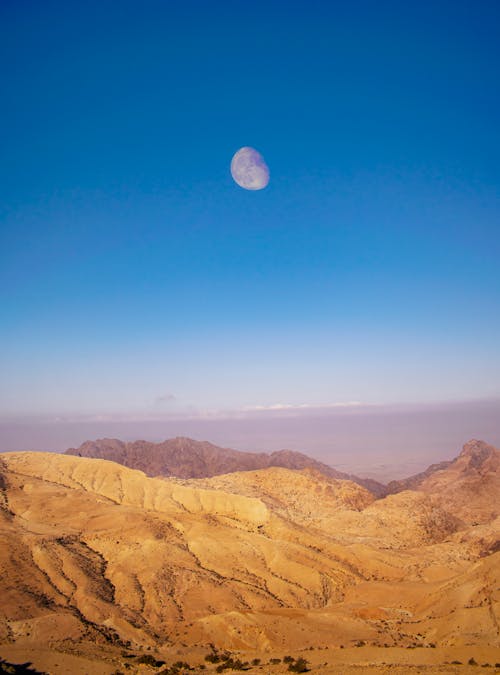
top-left (0, 439), bottom-right (498, 674)
top-left (65, 436), bottom-right (387, 496)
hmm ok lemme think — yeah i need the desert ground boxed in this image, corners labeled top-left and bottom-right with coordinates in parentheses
top-left (0, 441), bottom-right (498, 674)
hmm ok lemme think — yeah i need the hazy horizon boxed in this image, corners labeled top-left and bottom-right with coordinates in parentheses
top-left (2, 397), bottom-right (499, 481)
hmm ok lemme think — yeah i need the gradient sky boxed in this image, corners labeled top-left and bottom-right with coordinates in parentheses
top-left (1, 1), bottom-right (500, 433)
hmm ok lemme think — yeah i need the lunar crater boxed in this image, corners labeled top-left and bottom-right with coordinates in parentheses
top-left (231, 146), bottom-right (270, 190)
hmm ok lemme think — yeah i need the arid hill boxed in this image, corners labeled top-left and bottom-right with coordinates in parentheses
top-left (386, 460), bottom-right (453, 493)
top-left (387, 439), bottom-right (500, 524)
top-left (65, 436), bottom-right (387, 496)
top-left (0, 441), bottom-right (499, 674)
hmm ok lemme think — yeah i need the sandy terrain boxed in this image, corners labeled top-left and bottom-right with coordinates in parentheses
top-left (0, 442), bottom-right (498, 673)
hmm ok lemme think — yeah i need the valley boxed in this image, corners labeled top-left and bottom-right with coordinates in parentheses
top-left (0, 440), bottom-right (498, 673)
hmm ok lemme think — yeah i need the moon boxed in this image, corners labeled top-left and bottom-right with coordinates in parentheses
top-left (230, 147), bottom-right (270, 190)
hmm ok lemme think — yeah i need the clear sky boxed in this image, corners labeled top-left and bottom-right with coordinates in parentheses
top-left (1, 1), bottom-right (499, 446)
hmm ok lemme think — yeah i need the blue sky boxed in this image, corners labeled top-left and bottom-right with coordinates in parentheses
top-left (1, 0), bottom-right (500, 425)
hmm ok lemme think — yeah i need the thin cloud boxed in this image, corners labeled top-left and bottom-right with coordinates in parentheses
top-left (3, 397), bottom-right (497, 427)
top-left (242, 402), bottom-right (364, 412)
top-left (155, 393), bottom-right (177, 404)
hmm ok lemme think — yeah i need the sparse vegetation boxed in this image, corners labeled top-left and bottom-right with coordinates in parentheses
top-left (468, 657), bottom-right (478, 666)
top-left (158, 663), bottom-right (194, 675)
top-left (0, 661), bottom-right (46, 675)
top-left (203, 650), bottom-right (251, 672)
top-left (287, 657), bottom-right (309, 673)
top-left (215, 657), bottom-right (249, 672)
top-left (136, 654), bottom-right (166, 668)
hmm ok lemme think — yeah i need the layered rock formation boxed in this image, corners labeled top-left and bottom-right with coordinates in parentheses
top-left (0, 441), bottom-right (498, 674)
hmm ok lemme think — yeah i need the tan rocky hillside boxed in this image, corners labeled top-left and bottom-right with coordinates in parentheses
top-left (65, 436), bottom-right (386, 496)
top-left (388, 439), bottom-right (500, 525)
top-left (0, 447), bottom-right (499, 674)
top-left (183, 469), bottom-right (461, 548)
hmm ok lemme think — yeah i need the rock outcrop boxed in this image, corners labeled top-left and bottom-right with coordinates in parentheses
top-left (0, 441), bottom-right (498, 673)
top-left (66, 436), bottom-right (387, 496)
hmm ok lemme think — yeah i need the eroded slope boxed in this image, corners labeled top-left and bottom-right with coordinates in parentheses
top-left (0, 448), bottom-right (498, 673)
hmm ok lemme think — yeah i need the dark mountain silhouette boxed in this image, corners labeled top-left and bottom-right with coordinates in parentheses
top-left (65, 436), bottom-right (387, 496)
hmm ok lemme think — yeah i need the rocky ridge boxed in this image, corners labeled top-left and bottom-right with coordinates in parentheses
top-left (0, 440), bottom-right (498, 674)
top-left (389, 439), bottom-right (500, 524)
top-left (66, 436), bottom-right (387, 496)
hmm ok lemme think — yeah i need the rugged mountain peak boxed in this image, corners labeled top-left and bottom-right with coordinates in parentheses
top-left (388, 439), bottom-right (500, 494)
top-left (72, 437), bottom-right (126, 455)
top-left (456, 439), bottom-right (499, 471)
top-left (65, 436), bottom-right (387, 496)
top-left (384, 440), bottom-right (500, 525)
